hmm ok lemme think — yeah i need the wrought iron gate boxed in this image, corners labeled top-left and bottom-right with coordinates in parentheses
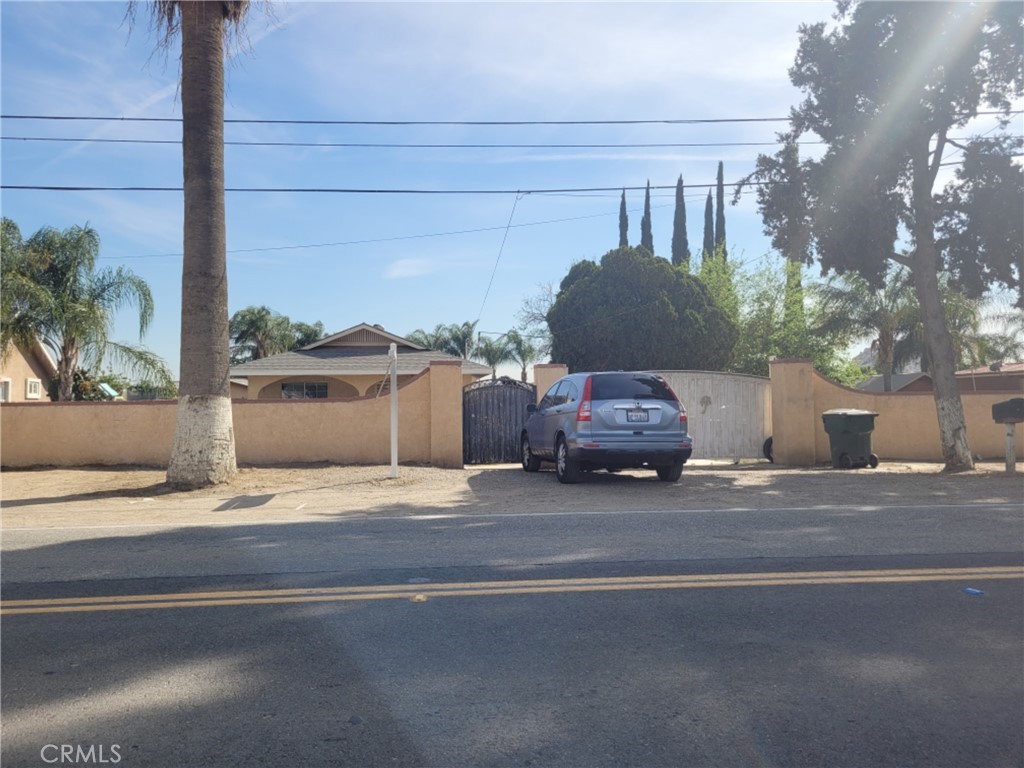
top-left (463, 378), bottom-right (537, 464)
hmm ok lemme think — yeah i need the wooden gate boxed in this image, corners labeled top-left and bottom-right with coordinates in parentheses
top-left (463, 378), bottom-right (537, 464)
top-left (656, 371), bottom-right (772, 460)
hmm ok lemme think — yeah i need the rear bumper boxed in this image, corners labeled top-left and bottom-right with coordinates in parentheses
top-left (567, 438), bottom-right (693, 468)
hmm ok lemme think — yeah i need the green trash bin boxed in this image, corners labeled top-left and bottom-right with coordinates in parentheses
top-left (821, 409), bottom-right (879, 469)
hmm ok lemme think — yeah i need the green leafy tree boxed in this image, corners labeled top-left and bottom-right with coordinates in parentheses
top-left (1, 222), bottom-right (171, 401)
top-left (671, 176), bottom-right (691, 269)
top-left (784, 0), bottom-right (1022, 470)
top-left (702, 190), bottom-right (714, 259)
top-left (699, 244), bottom-right (739, 330)
top-left (473, 336), bottom-right (512, 379)
top-left (135, 0), bottom-right (254, 487)
top-left (734, 134), bottom-right (816, 373)
top-left (730, 257), bottom-right (863, 384)
top-left (547, 247), bottom-right (737, 372)
top-left (618, 189), bottom-right (629, 249)
top-left (937, 137), bottom-right (1024, 303)
top-left (714, 161), bottom-right (727, 259)
top-left (639, 181), bottom-right (654, 254)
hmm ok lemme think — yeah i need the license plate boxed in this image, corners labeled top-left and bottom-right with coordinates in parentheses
top-left (627, 409), bottom-right (649, 423)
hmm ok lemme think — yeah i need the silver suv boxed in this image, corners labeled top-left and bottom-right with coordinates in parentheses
top-left (521, 371), bottom-right (693, 483)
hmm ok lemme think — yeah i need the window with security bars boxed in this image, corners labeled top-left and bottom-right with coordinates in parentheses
top-left (26, 378), bottom-right (42, 400)
top-left (281, 382), bottom-right (328, 399)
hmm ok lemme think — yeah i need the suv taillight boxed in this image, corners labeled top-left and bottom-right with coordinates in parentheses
top-left (664, 381), bottom-right (687, 425)
top-left (577, 375), bottom-right (593, 422)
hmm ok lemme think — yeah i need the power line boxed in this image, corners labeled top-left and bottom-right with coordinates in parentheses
top-left (1, 114), bottom-right (792, 126)
top-left (0, 136), bottom-right (819, 150)
top-left (0, 181), bottom-right (780, 195)
top-left (477, 193), bottom-right (523, 324)
top-left (99, 200), bottom-right (697, 260)
top-left (2, 110), bottom-right (1016, 126)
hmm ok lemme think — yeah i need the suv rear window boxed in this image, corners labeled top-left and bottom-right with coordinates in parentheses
top-left (591, 373), bottom-right (676, 401)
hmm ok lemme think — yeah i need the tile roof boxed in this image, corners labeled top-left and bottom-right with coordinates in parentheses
top-left (957, 362), bottom-right (1024, 375)
top-left (230, 346), bottom-right (490, 377)
top-left (855, 372), bottom-right (931, 392)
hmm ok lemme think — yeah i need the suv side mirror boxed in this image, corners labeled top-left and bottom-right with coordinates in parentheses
top-left (526, 403), bottom-right (537, 414)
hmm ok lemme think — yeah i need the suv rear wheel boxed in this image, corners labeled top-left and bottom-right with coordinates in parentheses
top-left (656, 460), bottom-right (683, 482)
top-left (555, 437), bottom-right (581, 484)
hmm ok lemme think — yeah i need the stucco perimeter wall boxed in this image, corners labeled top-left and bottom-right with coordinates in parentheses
top-left (1, 363), bottom-right (464, 468)
top-left (770, 359), bottom-right (1024, 465)
top-left (534, 364), bottom-right (568, 403)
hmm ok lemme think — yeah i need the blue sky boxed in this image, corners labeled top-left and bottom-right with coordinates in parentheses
top-left (0, 1), bottom-right (893, 378)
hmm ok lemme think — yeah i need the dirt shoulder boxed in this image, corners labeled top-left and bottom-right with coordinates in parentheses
top-left (2, 461), bottom-right (1021, 530)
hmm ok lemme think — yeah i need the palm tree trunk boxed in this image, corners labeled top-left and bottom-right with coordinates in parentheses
top-left (167, 1), bottom-right (237, 487)
top-left (57, 343), bottom-right (78, 401)
top-left (910, 139), bottom-right (973, 471)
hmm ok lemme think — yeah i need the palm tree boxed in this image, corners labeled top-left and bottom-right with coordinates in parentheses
top-left (1, 218), bottom-right (46, 359)
top-left (505, 329), bottom-right (545, 383)
top-left (895, 288), bottom-right (1024, 373)
top-left (443, 321), bottom-right (478, 359)
top-left (407, 320), bottom-right (479, 359)
top-left (473, 336), bottom-right (512, 379)
top-left (291, 320), bottom-right (325, 349)
top-left (812, 268), bottom-right (918, 392)
top-left (229, 305), bottom-right (293, 362)
top-left (1, 221), bottom-right (171, 401)
top-left (406, 324), bottom-right (451, 352)
top-left (140, 1), bottom-right (251, 487)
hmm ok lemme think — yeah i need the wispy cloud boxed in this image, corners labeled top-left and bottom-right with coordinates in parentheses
top-left (385, 257), bottom-right (449, 279)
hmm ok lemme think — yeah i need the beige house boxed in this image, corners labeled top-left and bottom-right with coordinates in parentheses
top-left (0, 341), bottom-right (57, 403)
top-left (230, 322), bottom-right (490, 400)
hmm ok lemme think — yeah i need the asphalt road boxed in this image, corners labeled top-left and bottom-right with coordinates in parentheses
top-left (2, 499), bottom-right (1022, 767)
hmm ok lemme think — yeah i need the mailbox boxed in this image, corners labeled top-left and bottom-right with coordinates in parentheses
top-left (992, 398), bottom-right (1024, 424)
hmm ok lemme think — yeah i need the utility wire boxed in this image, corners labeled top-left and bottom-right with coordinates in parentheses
top-left (2, 110), bottom-right (1016, 125)
top-left (0, 136), bottom-right (820, 150)
top-left (9, 161), bottom-right (1005, 195)
top-left (98, 200), bottom-right (698, 260)
top-left (1, 114), bottom-right (792, 126)
top-left (0, 181), bottom-right (779, 194)
top-left (477, 193), bottom-right (524, 325)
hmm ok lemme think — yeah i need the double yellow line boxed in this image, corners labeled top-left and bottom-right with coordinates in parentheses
top-left (2, 566), bottom-right (1020, 616)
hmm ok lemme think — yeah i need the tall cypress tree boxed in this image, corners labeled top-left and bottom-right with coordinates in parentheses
top-left (671, 175), bottom-right (690, 268)
top-left (640, 180), bottom-right (654, 254)
top-left (715, 161), bottom-right (727, 259)
top-left (618, 189), bottom-right (629, 248)
top-left (702, 189), bottom-right (714, 258)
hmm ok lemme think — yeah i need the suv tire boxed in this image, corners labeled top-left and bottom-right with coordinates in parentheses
top-left (555, 437), bottom-right (581, 484)
top-left (521, 434), bottom-right (541, 472)
top-left (656, 460), bottom-right (683, 482)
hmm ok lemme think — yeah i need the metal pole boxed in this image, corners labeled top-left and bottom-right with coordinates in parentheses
top-left (390, 343), bottom-right (399, 478)
top-left (1006, 423), bottom-right (1016, 474)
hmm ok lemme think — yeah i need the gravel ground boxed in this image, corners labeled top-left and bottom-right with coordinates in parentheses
top-left (2, 460), bottom-right (1021, 530)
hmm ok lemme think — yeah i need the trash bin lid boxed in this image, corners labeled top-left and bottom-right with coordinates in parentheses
top-left (822, 409), bottom-right (879, 416)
